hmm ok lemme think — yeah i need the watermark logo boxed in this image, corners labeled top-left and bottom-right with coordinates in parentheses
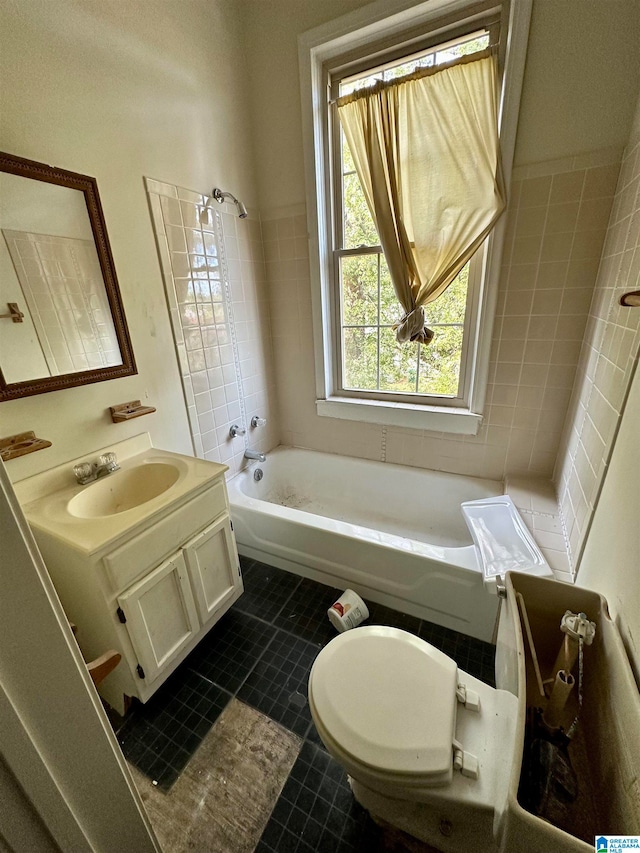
top-left (595, 838), bottom-right (640, 852)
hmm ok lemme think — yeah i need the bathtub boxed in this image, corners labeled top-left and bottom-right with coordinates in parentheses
top-left (227, 447), bottom-right (504, 642)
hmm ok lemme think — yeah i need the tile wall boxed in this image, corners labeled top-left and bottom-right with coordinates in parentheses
top-left (146, 179), bottom-right (278, 476)
top-left (262, 147), bottom-right (621, 482)
top-left (3, 230), bottom-right (121, 374)
top-left (555, 123), bottom-right (640, 570)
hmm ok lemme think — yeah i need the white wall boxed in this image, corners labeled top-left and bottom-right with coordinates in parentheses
top-left (578, 364), bottom-right (640, 683)
top-left (239, 0), bottom-right (374, 211)
top-left (573, 91), bottom-right (640, 682)
top-left (0, 0), bottom-right (260, 481)
top-left (514, 0), bottom-right (640, 166)
top-left (555, 91), bottom-right (640, 567)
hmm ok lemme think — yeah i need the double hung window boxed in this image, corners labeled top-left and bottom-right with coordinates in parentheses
top-left (334, 30), bottom-right (492, 406)
top-left (300, 1), bottom-right (529, 434)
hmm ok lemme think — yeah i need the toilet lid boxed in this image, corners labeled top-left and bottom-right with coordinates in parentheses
top-left (310, 626), bottom-right (458, 778)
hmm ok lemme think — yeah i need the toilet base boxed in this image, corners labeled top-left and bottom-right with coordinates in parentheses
top-left (349, 776), bottom-right (499, 853)
top-left (366, 809), bottom-right (442, 852)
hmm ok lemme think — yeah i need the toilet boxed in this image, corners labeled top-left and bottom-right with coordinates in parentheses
top-left (308, 624), bottom-right (520, 853)
top-left (306, 501), bottom-right (640, 853)
top-left (308, 497), bottom-right (562, 853)
top-left (307, 503), bottom-right (613, 852)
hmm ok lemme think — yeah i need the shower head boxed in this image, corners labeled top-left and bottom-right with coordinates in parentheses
top-left (212, 187), bottom-right (248, 219)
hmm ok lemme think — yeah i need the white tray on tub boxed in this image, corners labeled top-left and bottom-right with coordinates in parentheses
top-left (461, 495), bottom-right (552, 590)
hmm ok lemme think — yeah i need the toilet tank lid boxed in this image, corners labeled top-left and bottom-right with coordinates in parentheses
top-left (309, 626), bottom-right (458, 778)
top-left (461, 495), bottom-right (552, 587)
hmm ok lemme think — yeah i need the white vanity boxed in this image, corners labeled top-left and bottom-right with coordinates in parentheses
top-left (17, 434), bottom-right (243, 714)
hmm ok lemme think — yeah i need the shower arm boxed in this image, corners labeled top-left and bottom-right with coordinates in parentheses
top-left (212, 188), bottom-right (238, 205)
top-left (211, 188), bottom-right (248, 219)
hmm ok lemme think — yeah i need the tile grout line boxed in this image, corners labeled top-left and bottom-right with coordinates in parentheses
top-left (186, 568), bottom-right (308, 701)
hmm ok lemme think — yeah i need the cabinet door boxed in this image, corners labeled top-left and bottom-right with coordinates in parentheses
top-left (184, 514), bottom-right (242, 626)
top-left (118, 551), bottom-right (199, 684)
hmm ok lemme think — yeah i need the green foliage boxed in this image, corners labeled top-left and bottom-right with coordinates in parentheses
top-left (339, 34), bottom-right (489, 98)
top-left (340, 140), bottom-right (468, 398)
top-left (343, 140), bottom-right (378, 249)
top-left (337, 32), bottom-right (489, 398)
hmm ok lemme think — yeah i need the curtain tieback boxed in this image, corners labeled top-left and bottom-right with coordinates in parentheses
top-left (394, 307), bottom-right (435, 345)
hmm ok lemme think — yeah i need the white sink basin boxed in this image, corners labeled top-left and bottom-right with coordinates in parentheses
top-left (19, 440), bottom-right (229, 554)
top-left (68, 462), bottom-right (181, 518)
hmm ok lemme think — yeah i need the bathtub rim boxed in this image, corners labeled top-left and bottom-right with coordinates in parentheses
top-left (228, 444), bottom-right (503, 564)
top-left (228, 446), bottom-right (507, 641)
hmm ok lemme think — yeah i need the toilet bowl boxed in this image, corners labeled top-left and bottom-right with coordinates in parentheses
top-left (308, 625), bottom-right (521, 853)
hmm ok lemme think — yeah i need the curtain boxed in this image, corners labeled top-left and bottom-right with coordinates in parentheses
top-left (337, 50), bottom-right (505, 344)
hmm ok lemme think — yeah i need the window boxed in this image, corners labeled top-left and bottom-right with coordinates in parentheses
top-left (300, 0), bottom-right (531, 434)
top-left (334, 31), bottom-right (491, 407)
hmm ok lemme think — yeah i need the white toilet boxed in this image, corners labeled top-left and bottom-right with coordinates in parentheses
top-left (307, 505), bottom-right (614, 853)
top-left (308, 624), bottom-right (520, 853)
top-left (307, 498), bottom-right (558, 852)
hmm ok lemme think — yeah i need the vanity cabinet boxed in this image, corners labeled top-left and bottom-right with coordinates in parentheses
top-left (117, 516), bottom-right (240, 684)
top-left (184, 515), bottom-right (240, 624)
top-left (22, 450), bottom-right (243, 715)
top-left (118, 551), bottom-right (200, 685)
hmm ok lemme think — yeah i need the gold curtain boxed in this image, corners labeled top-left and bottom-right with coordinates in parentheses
top-left (337, 50), bottom-right (505, 344)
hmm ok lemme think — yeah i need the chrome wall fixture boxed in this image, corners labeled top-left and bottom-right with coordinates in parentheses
top-left (211, 187), bottom-right (248, 219)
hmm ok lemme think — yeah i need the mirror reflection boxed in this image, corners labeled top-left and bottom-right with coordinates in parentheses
top-left (0, 150), bottom-right (135, 401)
top-left (0, 172), bottom-right (123, 384)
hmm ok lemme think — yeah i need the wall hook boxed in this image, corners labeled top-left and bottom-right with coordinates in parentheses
top-left (0, 302), bottom-right (24, 323)
top-left (620, 290), bottom-right (640, 307)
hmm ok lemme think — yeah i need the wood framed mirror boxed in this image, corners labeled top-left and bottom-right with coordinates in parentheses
top-left (0, 151), bottom-right (136, 401)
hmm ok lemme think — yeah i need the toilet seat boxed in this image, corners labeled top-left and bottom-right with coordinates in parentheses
top-left (308, 626), bottom-right (459, 786)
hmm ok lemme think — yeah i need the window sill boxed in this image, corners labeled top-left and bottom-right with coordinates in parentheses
top-left (316, 397), bottom-right (483, 435)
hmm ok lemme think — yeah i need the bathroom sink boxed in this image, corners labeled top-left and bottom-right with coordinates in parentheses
top-left (19, 440), bottom-right (229, 554)
top-left (67, 461), bottom-right (181, 518)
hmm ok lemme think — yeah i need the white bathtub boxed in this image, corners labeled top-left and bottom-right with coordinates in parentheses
top-left (228, 447), bottom-right (504, 642)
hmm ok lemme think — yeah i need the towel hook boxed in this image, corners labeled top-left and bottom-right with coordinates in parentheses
top-left (0, 303), bottom-right (24, 323)
top-left (620, 290), bottom-right (640, 307)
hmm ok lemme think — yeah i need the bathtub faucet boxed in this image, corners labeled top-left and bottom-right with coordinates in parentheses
top-left (244, 448), bottom-right (266, 463)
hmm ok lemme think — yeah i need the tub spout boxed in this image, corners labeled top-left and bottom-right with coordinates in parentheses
top-left (245, 449), bottom-right (266, 463)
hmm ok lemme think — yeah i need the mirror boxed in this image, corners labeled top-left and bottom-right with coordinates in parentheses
top-left (0, 152), bottom-right (136, 401)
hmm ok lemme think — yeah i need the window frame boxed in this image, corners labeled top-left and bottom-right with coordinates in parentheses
top-left (330, 27), bottom-right (493, 409)
top-left (332, 245), bottom-right (485, 407)
top-left (299, 0), bottom-right (532, 435)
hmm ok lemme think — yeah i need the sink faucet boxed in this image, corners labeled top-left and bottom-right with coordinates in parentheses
top-left (73, 452), bottom-right (120, 485)
top-left (244, 449), bottom-right (266, 463)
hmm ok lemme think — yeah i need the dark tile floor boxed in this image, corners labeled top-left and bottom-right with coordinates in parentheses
top-left (255, 741), bottom-right (382, 853)
top-left (118, 557), bottom-right (496, 848)
top-left (118, 665), bottom-right (232, 789)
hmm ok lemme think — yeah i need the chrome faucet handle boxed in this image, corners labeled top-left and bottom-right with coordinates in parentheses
top-left (73, 462), bottom-right (93, 484)
top-left (98, 452), bottom-right (119, 471)
top-left (250, 416), bottom-right (267, 428)
top-left (229, 424), bottom-right (246, 438)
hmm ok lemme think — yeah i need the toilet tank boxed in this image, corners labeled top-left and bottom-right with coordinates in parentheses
top-left (494, 572), bottom-right (640, 851)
